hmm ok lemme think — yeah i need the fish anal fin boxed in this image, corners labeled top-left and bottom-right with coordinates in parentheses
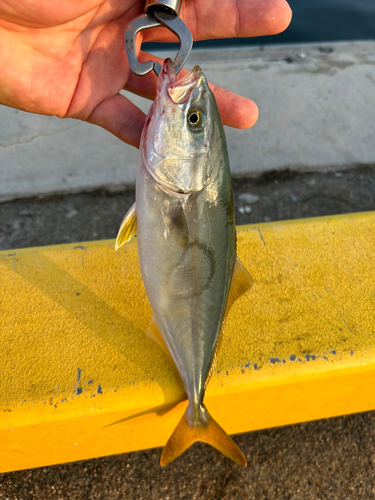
top-left (160, 404), bottom-right (246, 467)
top-left (115, 203), bottom-right (137, 250)
top-left (226, 257), bottom-right (253, 315)
top-left (204, 316), bottom-right (226, 391)
top-left (146, 316), bottom-right (168, 354)
top-left (147, 316), bottom-right (179, 377)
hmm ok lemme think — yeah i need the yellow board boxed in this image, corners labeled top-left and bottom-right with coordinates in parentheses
top-left (0, 212), bottom-right (375, 472)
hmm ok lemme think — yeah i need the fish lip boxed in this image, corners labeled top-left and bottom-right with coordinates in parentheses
top-left (166, 64), bottom-right (203, 104)
top-left (168, 64), bottom-right (202, 88)
top-left (159, 58), bottom-right (177, 86)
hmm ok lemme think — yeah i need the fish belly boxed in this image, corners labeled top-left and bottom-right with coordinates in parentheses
top-left (136, 163), bottom-right (236, 404)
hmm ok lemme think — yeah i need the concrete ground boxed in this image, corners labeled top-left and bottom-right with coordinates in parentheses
top-left (1, 167), bottom-right (375, 251)
top-left (1, 412), bottom-right (375, 499)
top-left (1, 36), bottom-right (375, 499)
top-left (1, 166), bottom-right (375, 499)
top-left (1, 41), bottom-right (375, 202)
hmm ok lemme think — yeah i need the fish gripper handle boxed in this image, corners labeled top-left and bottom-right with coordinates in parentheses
top-left (144, 0), bottom-right (183, 17)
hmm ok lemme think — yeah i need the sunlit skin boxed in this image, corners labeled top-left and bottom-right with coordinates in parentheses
top-left (0, 0), bottom-right (291, 148)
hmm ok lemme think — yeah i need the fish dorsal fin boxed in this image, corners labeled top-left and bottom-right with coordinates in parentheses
top-left (147, 316), bottom-right (177, 371)
top-left (204, 257), bottom-right (253, 391)
top-left (115, 203), bottom-right (137, 250)
top-left (225, 257), bottom-right (253, 315)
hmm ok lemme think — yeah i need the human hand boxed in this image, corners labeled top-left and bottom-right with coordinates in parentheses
top-left (0, 0), bottom-right (291, 148)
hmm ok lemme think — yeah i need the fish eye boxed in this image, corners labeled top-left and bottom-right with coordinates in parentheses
top-left (187, 109), bottom-right (204, 130)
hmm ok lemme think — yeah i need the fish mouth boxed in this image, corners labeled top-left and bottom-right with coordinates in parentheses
top-left (160, 59), bottom-right (202, 104)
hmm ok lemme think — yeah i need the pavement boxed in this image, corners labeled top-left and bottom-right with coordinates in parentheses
top-left (1, 167), bottom-right (375, 251)
top-left (1, 41), bottom-right (375, 202)
top-left (1, 412), bottom-right (375, 499)
top-left (1, 40), bottom-right (375, 499)
top-left (1, 167), bottom-right (375, 499)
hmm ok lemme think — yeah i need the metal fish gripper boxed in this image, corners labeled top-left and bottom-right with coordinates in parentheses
top-left (125, 0), bottom-right (193, 76)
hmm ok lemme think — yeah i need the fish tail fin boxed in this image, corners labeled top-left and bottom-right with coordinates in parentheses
top-left (160, 404), bottom-right (246, 467)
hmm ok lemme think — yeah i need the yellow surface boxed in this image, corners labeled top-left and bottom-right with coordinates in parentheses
top-left (0, 212), bottom-right (375, 472)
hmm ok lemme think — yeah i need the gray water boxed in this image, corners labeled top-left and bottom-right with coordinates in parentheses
top-left (145, 0), bottom-right (375, 50)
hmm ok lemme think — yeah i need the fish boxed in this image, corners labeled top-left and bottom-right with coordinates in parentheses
top-left (116, 59), bottom-right (253, 466)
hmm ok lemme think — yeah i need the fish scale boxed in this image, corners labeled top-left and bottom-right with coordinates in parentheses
top-left (116, 59), bottom-right (253, 466)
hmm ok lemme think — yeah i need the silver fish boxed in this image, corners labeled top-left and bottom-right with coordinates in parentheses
top-left (116, 59), bottom-right (252, 466)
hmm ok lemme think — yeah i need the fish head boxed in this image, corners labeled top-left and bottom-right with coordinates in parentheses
top-left (142, 59), bottom-right (220, 194)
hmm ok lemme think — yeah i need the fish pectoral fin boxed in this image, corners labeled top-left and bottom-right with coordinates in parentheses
top-left (147, 316), bottom-right (178, 372)
top-left (115, 203), bottom-right (137, 250)
top-left (225, 257), bottom-right (254, 314)
top-left (160, 404), bottom-right (246, 467)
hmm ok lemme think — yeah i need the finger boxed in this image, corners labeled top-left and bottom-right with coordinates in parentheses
top-left (209, 83), bottom-right (259, 129)
top-left (141, 0), bottom-right (292, 43)
top-left (125, 53), bottom-right (259, 129)
top-left (87, 93), bottom-right (146, 149)
top-left (88, 68), bottom-right (257, 148)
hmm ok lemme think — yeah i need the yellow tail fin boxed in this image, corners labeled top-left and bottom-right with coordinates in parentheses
top-left (160, 404), bottom-right (246, 467)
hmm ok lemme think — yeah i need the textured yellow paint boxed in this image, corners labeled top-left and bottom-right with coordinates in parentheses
top-left (0, 212), bottom-right (375, 472)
